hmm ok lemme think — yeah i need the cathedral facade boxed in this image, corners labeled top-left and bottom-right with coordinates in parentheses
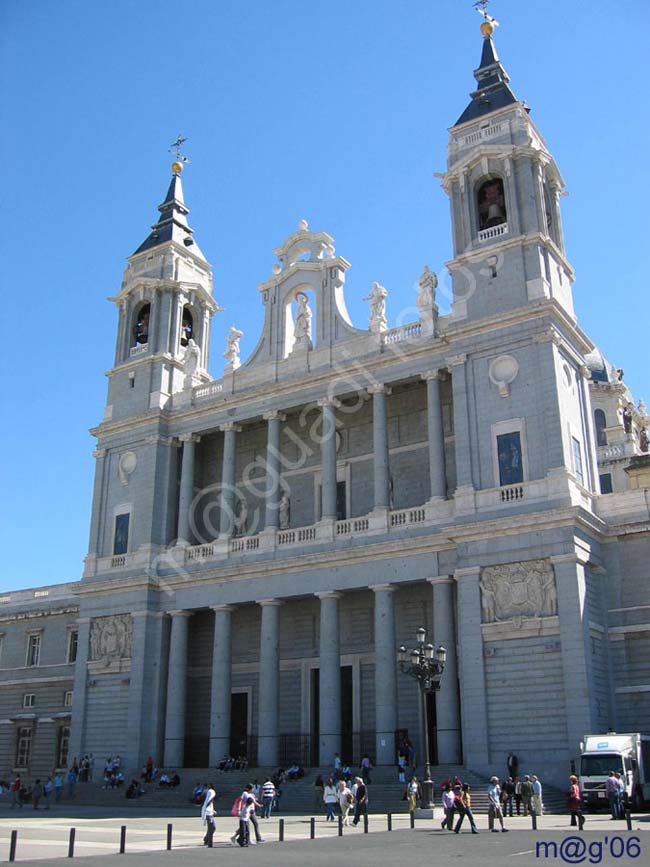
top-left (1, 20), bottom-right (649, 788)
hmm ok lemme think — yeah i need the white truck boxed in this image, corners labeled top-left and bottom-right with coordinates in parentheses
top-left (579, 733), bottom-right (650, 810)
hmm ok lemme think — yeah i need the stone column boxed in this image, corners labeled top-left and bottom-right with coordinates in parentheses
top-left (318, 399), bottom-right (339, 521)
top-left (263, 412), bottom-right (286, 530)
top-left (209, 605), bottom-right (234, 765)
top-left (177, 434), bottom-right (200, 545)
top-left (422, 371), bottom-right (447, 500)
top-left (372, 584), bottom-right (397, 765)
top-left (67, 617), bottom-right (91, 764)
top-left (551, 553), bottom-right (596, 756)
top-left (368, 385), bottom-right (391, 511)
top-left (257, 599), bottom-right (282, 766)
top-left (219, 424), bottom-right (240, 537)
top-left (87, 449), bottom-right (107, 557)
top-left (454, 567), bottom-right (489, 767)
top-left (429, 576), bottom-right (461, 763)
top-left (163, 610), bottom-right (191, 767)
top-left (578, 365), bottom-right (599, 493)
top-left (317, 591), bottom-right (342, 763)
top-left (449, 355), bottom-right (473, 490)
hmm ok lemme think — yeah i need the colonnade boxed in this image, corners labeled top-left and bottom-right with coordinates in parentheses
top-left (174, 365), bottom-right (467, 545)
top-left (162, 578), bottom-right (462, 769)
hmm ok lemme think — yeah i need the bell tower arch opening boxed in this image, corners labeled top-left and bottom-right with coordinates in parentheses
top-left (477, 176), bottom-right (507, 232)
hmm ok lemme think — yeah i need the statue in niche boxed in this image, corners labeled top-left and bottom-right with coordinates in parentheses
top-left (640, 428), bottom-right (649, 453)
top-left (279, 491), bottom-right (291, 530)
top-left (293, 292), bottom-right (313, 350)
top-left (623, 404), bottom-right (633, 434)
top-left (480, 560), bottom-right (558, 624)
top-left (223, 325), bottom-right (243, 371)
top-left (363, 282), bottom-right (387, 333)
top-left (183, 338), bottom-right (200, 376)
top-left (89, 614), bottom-right (133, 663)
top-left (234, 498), bottom-right (248, 536)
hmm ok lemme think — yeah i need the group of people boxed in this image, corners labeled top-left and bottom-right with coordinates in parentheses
top-left (7, 775), bottom-right (56, 810)
top-left (605, 770), bottom-right (628, 819)
top-left (217, 755), bottom-right (249, 771)
top-left (321, 776), bottom-right (368, 826)
top-left (200, 781), bottom-right (271, 848)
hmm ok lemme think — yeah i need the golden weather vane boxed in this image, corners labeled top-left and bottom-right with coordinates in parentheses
top-left (473, 0), bottom-right (499, 34)
top-left (169, 134), bottom-right (190, 174)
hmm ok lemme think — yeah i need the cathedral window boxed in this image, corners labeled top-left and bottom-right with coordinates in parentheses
top-left (57, 725), bottom-right (70, 768)
top-left (477, 178), bottom-right (507, 231)
top-left (599, 473), bottom-right (613, 494)
top-left (496, 431), bottom-right (523, 486)
top-left (181, 306), bottom-right (194, 347)
top-left (594, 409), bottom-right (607, 447)
top-left (113, 513), bottom-right (130, 556)
top-left (133, 303), bottom-right (150, 346)
top-left (15, 727), bottom-right (32, 768)
top-left (26, 632), bottom-right (41, 667)
top-left (572, 436), bottom-right (584, 486)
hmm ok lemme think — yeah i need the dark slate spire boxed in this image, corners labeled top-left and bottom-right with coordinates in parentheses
top-left (132, 166), bottom-right (205, 258)
top-left (454, 23), bottom-right (519, 127)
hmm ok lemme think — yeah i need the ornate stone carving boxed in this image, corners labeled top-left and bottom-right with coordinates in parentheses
top-left (417, 266), bottom-right (439, 336)
top-left (279, 492), bottom-right (290, 530)
top-left (183, 338), bottom-right (202, 388)
top-left (480, 559), bottom-right (557, 625)
top-left (363, 282), bottom-right (387, 334)
top-left (117, 451), bottom-right (137, 486)
top-left (488, 354), bottom-right (519, 398)
top-left (89, 614), bottom-right (133, 663)
top-left (223, 325), bottom-right (243, 371)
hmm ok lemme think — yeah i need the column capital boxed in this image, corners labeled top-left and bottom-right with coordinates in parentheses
top-left (428, 575), bottom-right (454, 586)
top-left (179, 433), bottom-right (201, 444)
top-left (447, 353), bottom-right (467, 367)
top-left (315, 591), bottom-right (343, 600)
top-left (167, 609), bottom-right (193, 618)
top-left (370, 583), bottom-right (395, 594)
top-left (219, 422), bottom-right (241, 433)
top-left (421, 370), bottom-right (443, 383)
top-left (366, 383), bottom-right (392, 396)
top-left (453, 566), bottom-right (481, 581)
top-left (317, 396), bottom-right (341, 408)
top-left (263, 411), bottom-right (287, 422)
top-left (257, 598), bottom-right (284, 608)
top-left (211, 604), bottom-right (235, 613)
top-left (93, 448), bottom-right (107, 459)
top-left (550, 551), bottom-right (589, 567)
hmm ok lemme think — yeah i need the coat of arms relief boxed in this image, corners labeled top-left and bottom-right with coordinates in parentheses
top-left (89, 614), bottom-right (133, 664)
top-left (479, 559), bottom-right (557, 627)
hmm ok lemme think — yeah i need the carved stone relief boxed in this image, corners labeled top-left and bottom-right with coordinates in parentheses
top-left (479, 559), bottom-right (557, 625)
top-left (89, 614), bottom-right (133, 663)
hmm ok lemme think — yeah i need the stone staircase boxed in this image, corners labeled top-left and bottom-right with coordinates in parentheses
top-left (66, 765), bottom-right (568, 815)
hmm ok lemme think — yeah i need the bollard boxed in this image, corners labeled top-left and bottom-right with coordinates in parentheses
top-left (338, 815), bottom-right (343, 836)
top-left (166, 823), bottom-right (173, 851)
top-left (532, 813), bottom-right (537, 830)
top-left (310, 817), bottom-right (315, 839)
top-left (279, 818), bottom-right (284, 842)
top-left (387, 813), bottom-right (392, 831)
top-left (410, 811), bottom-right (415, 829)
top-left (626, 810), bottom-right (632, 831)
top-left (578, 814), bottom-right (585, 831)
top-left (68, 827), bottom-right (76, 858)
top-left (119, 825), bottom-right (126, 854)
top-left (364, 814), bottom-right (369, 834)
top-left (9, 830), bottom-right (18, 863)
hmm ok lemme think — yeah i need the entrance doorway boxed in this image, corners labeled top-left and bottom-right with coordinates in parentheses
top-left (340, 665), bottom-right (353, 763)
top-left (230, 692), bottom-right (249, 759)
top-left (310, 669), bottom-right (320, 766)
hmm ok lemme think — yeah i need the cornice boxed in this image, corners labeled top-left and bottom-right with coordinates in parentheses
top-left (446, 232), bottom-right (574, 281)
top-left (0, 605), bottom-right (79, 624)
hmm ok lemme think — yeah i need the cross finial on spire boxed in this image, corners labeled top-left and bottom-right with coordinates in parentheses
top-left (168, 134), bottom-right (190, 175)
top-left (473, 0), bottom-right (499, 34)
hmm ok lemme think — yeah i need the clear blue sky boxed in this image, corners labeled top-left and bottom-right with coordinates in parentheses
top-left (1, 0), bottom-right (647, 591)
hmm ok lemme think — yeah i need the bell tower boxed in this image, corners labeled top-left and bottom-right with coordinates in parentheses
top-left (441, 14), bottom-right (574, 322)
top-left (105, 159), bottom-right (218, 422)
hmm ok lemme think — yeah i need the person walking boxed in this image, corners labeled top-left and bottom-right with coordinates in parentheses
top-left (397, 750), bottom-right (406, 783)
top-left (504, 777), bottom-right (515, 817)
top-left (441, 783), bottom-right (455, 830)
top-left (454, 783), bottom-right (479, 834)
top-left (615, 772), bottom-right (626, 818)
top-left (238, 796), bottom-right (254, 847)
top-left (568, 775), bottom-right (583, 827)
top-left (200, 782), bottom-right (216, 847)
top-left (239, 783), bottom-right (265, 843)
top-left (488, 776), bottom-right (508, 832)
top-left (67, 767), bottom-right (76, 800)
top-left (32, 779), bottom-right (43, 810)
top-left (407, 776), bottom-right (421, 813)
top-left (43, 777), bottom-right (53, 810)
top-left (10, 775), bottom-right (22, 810)
top-left (532, 775), bottom-right (543, 816)
top-left (521, 775), bottom-right (534, 816)
top-left (338, 779), bottom-right (353, 826)
top-left (514, 776), bottom-right (522, 815)
top-left (361, 754), bottom-right (372, 785)
top-left (323, 777), bottom-right (338, 821)
top-left (54, 773), bottom-right (63, 802)
top-left (261, 777), bottom-right (275, 819)
top-left (352, 777), bottom-right (368, 825)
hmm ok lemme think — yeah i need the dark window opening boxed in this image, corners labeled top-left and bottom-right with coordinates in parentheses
top-left (477, 178), bottom-right (507, 231)
top-left (336, 481), bottom-right (347, 521)
top-left (497, 431), bottom-right (523, 486)
top-left (113, 513), bottom-right (130, 555)
top-left (594, 409), bottom-right (607, 446)
top-left (181, 307), bottom-right (194, 347)
top-left (133, 304), bottom-right (150, 345)
top-left (599, 473), bottom-right (613, 495)
top-left (572, 436), bottom-right (584, 486)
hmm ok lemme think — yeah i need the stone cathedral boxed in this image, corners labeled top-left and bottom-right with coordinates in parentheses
top-left (1, 18), bottom-right (649, 788)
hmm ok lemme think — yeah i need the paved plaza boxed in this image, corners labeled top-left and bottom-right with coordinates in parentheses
top-left (0, 808), bottom-right (647, 866)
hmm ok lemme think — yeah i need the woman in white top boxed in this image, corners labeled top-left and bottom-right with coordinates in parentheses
top-left (323, 777), bottom-right (338, 821)
top-left (338, 780), bottom-right (354, 826)
top-left (200, 784), bottom-right (216, 848)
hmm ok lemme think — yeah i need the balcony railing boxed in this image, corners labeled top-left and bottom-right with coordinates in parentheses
top-left (382, 322), bottom-right (422, 346)
top-left (478, 222), bottom-right (508, 243)
top-left (129, 343), bottom-right (148, 357)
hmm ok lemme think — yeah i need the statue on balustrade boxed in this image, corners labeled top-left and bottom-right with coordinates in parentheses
top-left (363, 281), bottom-right (387, 334)
top-left (224, 325), bottom-right (243, 371)
top-left (279, 491), bottom-right (291, 529)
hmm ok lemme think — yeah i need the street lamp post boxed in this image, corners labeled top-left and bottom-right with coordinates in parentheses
top-left (398, 627), bottom-right (446, 810)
